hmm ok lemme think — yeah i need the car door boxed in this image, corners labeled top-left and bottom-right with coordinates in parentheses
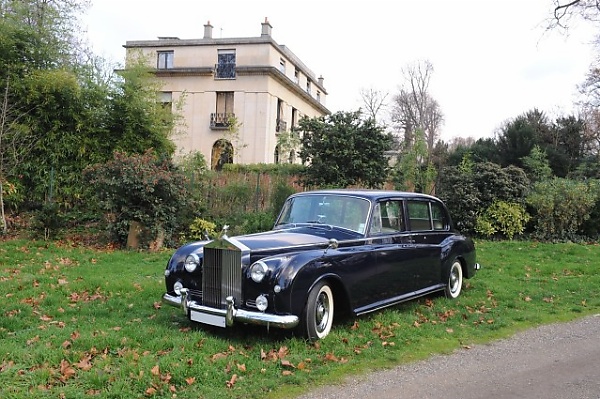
top-left (359, 199), bottom-right (433, 312)
top-left (404, 199), bottom-right (444, 289)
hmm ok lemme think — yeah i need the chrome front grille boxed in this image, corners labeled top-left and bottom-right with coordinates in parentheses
top-left (203, 246), bottom-right (242, 309)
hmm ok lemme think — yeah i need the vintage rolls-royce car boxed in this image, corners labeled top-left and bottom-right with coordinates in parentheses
top-left (162, 189), bottom-right (480, 340)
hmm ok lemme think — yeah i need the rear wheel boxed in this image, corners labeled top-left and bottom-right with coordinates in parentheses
top-left (301, 281), bottom-right (334, 341)
top-left (445, 260), bottom-right (463, 299)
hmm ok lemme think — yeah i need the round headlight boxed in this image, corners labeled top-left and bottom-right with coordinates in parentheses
top-left (256, 295), bottom-right (268, 312)
top-left (250, 261), bottom-right (268, 283)
top-left (173, 281), bottom-right (183, 295)
top-left (184, 253), bottom-right (200, 273)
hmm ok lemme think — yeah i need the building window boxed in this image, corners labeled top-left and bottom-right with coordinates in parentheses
top-left (159, 92), bottom-right (172, 106)
top-left (294, 69), bottom-right (299, 84)
top-left (291, 108), bottom-right (298, 128)
top-left (216, 49), bottom-right (236, 79)
top-left (276, 98), bottom-right (287, 132)
top-left (306, 80), bottom-right (311, 94)
top-left (279, 58), bottom-right (286, 74)
top-left (274, 145), bottom-right (281, 164)
top-left (157, 51), bottom-right (174, 69)
top-left (317, 91), bottom-right (321, 103)
top-left (210, 91), bottom-right (235, 129)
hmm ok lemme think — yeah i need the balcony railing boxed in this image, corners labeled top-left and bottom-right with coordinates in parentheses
top-left (214, 63), bottom-right (236, 79)
top-left (210, 113), bottom-right (235, 130)
top-left (276, 119), bottom-right (287, 132)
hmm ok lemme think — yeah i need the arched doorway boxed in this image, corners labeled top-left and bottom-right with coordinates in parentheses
top-left (211, 139), bottom-right (233, 170)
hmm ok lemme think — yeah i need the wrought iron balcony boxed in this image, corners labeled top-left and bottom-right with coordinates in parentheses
top-left (214, 63), bottom-right (236, 79)
top-left (210, 113), bottom-right (235, 129)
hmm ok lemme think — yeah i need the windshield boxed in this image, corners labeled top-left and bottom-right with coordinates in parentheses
top-left (275, 194), bottom-right (371, 234)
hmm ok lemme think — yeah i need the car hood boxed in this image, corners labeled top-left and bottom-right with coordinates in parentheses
top-left (232, 226), bottom-right (360, 251)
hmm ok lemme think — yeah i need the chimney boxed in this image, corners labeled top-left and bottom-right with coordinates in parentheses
top-left (318, 75), bottom-right (325, 87)
top-left (261, 17), bottom-right (272, 37)
top-left (204, 21), bottom-right (213, 39)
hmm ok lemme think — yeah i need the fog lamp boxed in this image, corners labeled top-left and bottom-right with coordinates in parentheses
top-left (173, 281), bottom-right (184, 295)
top-left (256, 295), bottom-right (268, 312)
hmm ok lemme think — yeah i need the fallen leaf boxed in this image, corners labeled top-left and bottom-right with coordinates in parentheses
top-left (282, 370), bottom-right (293, 376)
top-left (211, 352), bottom-right (228, 362)
top-left (226, 374), bottom-right (238, 388)
top-left (280, 359), bottom-right (295, 368)
top-left (75, 356), bottom-right (93, 371)
top-left (185, 377), bottom-right (195, 385)
top-left (236, 363), bottom-right (246, 372)
top-left (151, 365), bottom-right (160, 376)
top-left (59, 359), bottom-right (76, 381)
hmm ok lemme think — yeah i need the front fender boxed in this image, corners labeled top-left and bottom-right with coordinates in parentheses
top-left (268, 250), bottom-right (350, 317)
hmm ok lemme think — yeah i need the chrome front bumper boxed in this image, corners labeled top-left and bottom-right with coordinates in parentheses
top-left (162, 289), bottom-right (299, 330)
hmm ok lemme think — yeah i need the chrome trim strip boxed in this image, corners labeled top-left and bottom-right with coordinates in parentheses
top-left (161, 292), bottom-right (299, 329)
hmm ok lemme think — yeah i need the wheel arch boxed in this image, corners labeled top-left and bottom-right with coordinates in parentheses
top-left (301, 273), bottom-right (352, 322)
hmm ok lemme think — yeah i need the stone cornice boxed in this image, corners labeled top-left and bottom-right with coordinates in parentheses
top-left (153, 65), bottom-right (330, 115)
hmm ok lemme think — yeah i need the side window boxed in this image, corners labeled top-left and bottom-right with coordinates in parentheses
top-left (431, 202), bottom-right (449, 231)
top-left (369, 203), bottom-right (382, 234)
top-left (407, 201), bottom-right (432, 231)
top-left (370, 200), bottom-right (404, 234)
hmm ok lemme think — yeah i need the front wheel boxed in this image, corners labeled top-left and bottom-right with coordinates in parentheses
top-left (445, 260), bottom-right (463, 299)
top-left (301, 281), bottom-right (334, 341)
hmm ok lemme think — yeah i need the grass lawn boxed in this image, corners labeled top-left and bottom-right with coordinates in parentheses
top-left (0, 239), bottom-right (599, 398)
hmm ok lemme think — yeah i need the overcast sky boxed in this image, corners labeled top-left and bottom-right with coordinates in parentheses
top-left (82, 0), bottom-right (597, 141)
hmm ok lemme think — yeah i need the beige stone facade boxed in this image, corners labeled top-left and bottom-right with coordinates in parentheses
top-left (124, 19), bottom-right (329, 169)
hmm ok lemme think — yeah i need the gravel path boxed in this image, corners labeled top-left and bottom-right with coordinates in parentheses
top-left (296, 314), bottom-right (600, 399)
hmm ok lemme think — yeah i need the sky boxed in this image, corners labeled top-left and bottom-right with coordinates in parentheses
top-left (82, 0), bottom-right (598, 141)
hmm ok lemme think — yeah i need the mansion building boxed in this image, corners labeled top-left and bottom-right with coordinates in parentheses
top-left (124, 18), bottom-right (330, 169)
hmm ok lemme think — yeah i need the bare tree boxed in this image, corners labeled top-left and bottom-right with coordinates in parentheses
top-left (390, 60), bottom-right (444, 159)
top-left (550, 0), bottom-right (600, 29)
top-left (359, 86), bottom-right (389, 123)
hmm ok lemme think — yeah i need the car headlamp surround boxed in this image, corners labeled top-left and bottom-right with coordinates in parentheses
top-left (184, 253), bottom-right (201, 273)
top-left (250, 260), bottom-right (268, 283)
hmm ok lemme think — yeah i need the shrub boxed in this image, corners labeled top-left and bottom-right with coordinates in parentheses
top-left (437, 161), bottom-right (529, 235)
top-left (527, 178), bottom-right (598, 241)
top-left (186, 218), bottom-right (217, 241)
top-left (84, 150), bottom-right (192, 248)
top-left (31, 202), bottom-right (65, 240)
top-left (476, 201), bottom-right (530, 240)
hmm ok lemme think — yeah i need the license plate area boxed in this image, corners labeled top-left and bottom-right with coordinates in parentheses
top-left (190, 309), bottom-right (226, 328)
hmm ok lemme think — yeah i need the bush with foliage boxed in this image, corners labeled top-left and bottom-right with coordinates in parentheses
top-left (475, 201), bottom-right (530, 240)
top-left (186, 218), bottom-right (217, 241)
top-left (437, 160), bottom-right (529, 235)
top-left (527, 178), bottom-right (599, 241)
top-left (84, 150), bottom-right (192, 248)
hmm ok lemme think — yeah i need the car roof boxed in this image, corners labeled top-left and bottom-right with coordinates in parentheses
top-left (290, 189), bottom-right (440, 202)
